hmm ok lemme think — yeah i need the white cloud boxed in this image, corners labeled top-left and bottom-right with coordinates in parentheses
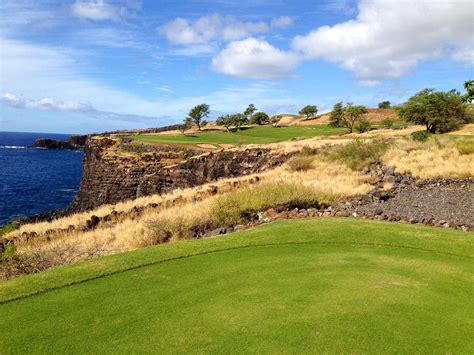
top-left (0, 37), bottom-right (300, 127)
top-left (211, 38), bottom-right (300, 80)
top-left (71, 0), bottom-right (137, 21)
top-left (271, 16), bottom-right (293, 29)
top-left (292, 0), bottom-right (474, 83)
top-left (0, 37), bottom-right (164, 120)
top-left (159, 14), bottom-right (275, 45)
top-left (0, 93), bottom-right (159, 122)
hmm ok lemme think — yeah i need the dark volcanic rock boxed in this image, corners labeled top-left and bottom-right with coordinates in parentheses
top-left (355, 179), bottom-right (474, 228)
top-left (33, 135), bottom-right (87, 150)
top-left (67, 136), bottom-right (293, 213)
top-left (330, 164), bottom-right (474, 230)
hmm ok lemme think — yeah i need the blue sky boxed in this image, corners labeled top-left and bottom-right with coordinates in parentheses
top-left (0, 0), bottom-right (472, 134)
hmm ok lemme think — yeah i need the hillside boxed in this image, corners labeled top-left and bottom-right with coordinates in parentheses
top-left (1, 218), bottom-right (473, 353)
top-left (1, 114), bottom-right (473, 353)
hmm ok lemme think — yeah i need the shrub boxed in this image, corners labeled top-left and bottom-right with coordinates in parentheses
top-left (326, 139), bottom-right (389, 170)
top-left (354, 118), bottom-right (371, 133)
top-left (0, 223), bottom-right (18, 237)
top-left (211, 183), bottom-right (320, 226)
top-left (286, 156), bottom-right (314, 172)
top-left (411, 130), bottom-right (431, 142)
top-left (300, 145), bottom-right (318, 156)
top-left (381, 117), bottom-right (394, 129)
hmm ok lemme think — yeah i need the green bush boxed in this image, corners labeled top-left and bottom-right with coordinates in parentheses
top-left (381, 117), bottom-right (394, 129)
top-left (411, 130), bottom-right (431, 142)
top-left (354, 118), bottom-right (372, 133)
top-left (300, 145), bottom-right (318, 156)
top-left (326, 139), bottom-right (389, 170)
top-left (211, 183), bottom-right (321, 226)
top-left (0, 223), bottom-right (18, 237)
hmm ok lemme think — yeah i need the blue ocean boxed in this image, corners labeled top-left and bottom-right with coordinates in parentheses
top-left (0, 132), bottom-right (83, 225)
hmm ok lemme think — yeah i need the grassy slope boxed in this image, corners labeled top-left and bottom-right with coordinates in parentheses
top-left (1, 218), bottom-right (473, 353)
top-left (132, 125), bottom-right (345, 145)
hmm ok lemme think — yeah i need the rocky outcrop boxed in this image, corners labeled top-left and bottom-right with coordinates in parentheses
top-left (329, 164), bottom-right (473, 230)
top-left (33, 135), bottom-right (87, 150)
top-left (67, 136), bottom-right (292, 212)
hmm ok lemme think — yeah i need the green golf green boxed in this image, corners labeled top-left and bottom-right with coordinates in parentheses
top-left (132, 125), bottom-right (346, 145)
top-left (1, 218), bottom-right (473, 353)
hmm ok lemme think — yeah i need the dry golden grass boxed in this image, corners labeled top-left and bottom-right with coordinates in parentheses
top-left (447, 123), bottom-right (474, 135)
top-left (5, 156), bottom-right (371, 276)
top-left (382, 139), bottom-right (474, 178)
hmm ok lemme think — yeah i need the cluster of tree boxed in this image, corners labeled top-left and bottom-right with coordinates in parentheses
top-left (329, 102), bottom-right (369, 133)
top-left (216, 104), bottom-right (280, 131)
top-left (180, 80), bottom-right (471, 135)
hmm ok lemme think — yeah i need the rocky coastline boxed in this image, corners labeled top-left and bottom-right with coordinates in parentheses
top-left (33, 135), bottom-right (87, 150)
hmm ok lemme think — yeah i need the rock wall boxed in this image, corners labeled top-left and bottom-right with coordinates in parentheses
top-left (67, 136), bottom-right (292, 212)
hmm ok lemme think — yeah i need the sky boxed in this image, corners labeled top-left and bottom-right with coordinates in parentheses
top-left (0, 0), bottom-right (473, 134)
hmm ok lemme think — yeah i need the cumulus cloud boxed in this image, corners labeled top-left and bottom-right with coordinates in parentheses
top-left (159, 14), bottom-right (292, 45)
top-left (71, 0), bottom-right (139, 21)
top-left (292, 0), bottom-right (474, 84)
top-left (211, 38), bottom-right (300, 80)
top-left (271, 16), bottom-right (293, 29)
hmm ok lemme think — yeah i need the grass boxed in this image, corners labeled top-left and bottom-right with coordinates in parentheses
top-left (132, 125), bottom-right (346, 146)
top-left (382, 138), bottom-right (474, 178)
top-left (0, 223), bottom-right (18, 238)
top-left (1, 218), bottom-right (473, 353)
top-left (325, 138), bottom-right (389, 170)
top-left (211, 183), bottom-right (321, 226)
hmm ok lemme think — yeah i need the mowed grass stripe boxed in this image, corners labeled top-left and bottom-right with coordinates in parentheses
top-left (0, 220), bottom-right (473, 353)
top-left (0, 218), bottom-right (472, 302)
top-left (132, 125), bottom-right (346, 145)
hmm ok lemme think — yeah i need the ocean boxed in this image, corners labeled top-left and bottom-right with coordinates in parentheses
top-left (0, 132), bottom-right (83, 225)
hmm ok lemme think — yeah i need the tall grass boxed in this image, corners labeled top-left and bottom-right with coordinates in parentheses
top-left (325, 139), bottom-right (389, 170)
top-left (212, 183), bottom-right (321, 226)
top-left (382, 139), bottom-right (474, 178)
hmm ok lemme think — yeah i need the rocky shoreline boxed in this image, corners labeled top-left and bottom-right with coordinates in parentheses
top-left (33, 135), bottom-right (87, 150)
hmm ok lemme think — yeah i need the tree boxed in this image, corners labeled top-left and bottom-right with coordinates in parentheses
top-left (231, 113), bottom-right (248, 130)
top-left (178, 117), bottom-right (192, 135)
top-left (216, 114), bottom-right (233, 132)
top-left (270, 115), bottom-right (281, 127)
top-left (188, 104), bottom-right (210, 130)
top-left (378, 101), bottom-right (391, 109)
top-left (299, 105), bottom-right (318, 120)
top-left (329, 102), bottom-right (344, 127)
top-left (462, 80), bottom-right (473, 103)
top-left (250, 112), bottom-right (270, 125)
top-left (244, 104), bottom-right (257, 120)
top-left (342, 103), bottom-right (368, 133)
top-left (396, 89), bottom-right (467, 133)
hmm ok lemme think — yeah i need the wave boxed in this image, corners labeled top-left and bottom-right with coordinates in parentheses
top-left (0, 145), bottom-right (29, 149)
